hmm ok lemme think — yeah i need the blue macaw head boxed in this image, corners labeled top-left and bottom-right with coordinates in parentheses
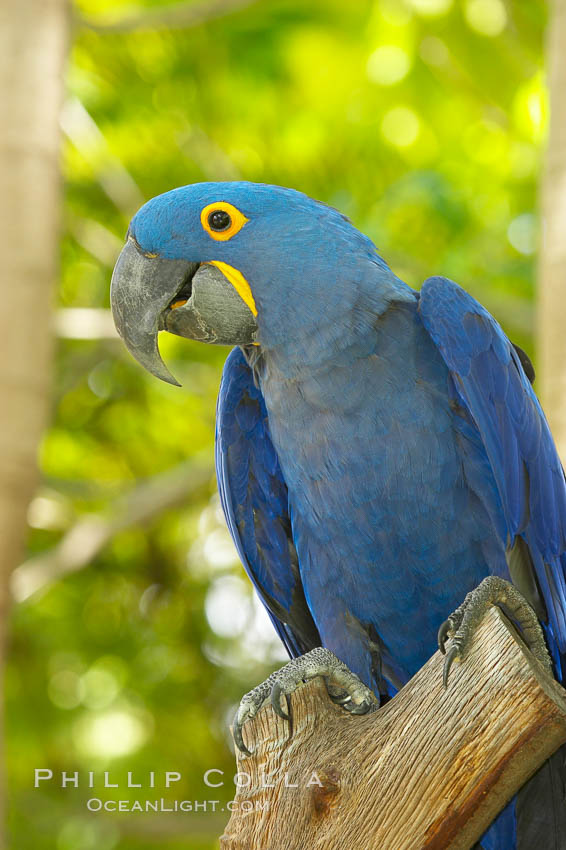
top-left (111, 181), bottom-right (390, 384)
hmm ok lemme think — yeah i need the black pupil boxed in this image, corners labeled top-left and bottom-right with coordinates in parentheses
top-left (208, 210), bottom-right (231, 231)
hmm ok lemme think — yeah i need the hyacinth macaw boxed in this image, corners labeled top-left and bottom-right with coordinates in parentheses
top-left (111, 181), bottom-right (566, 849)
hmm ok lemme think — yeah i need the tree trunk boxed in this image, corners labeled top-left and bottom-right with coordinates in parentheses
top-left (0, 0), bottom-right (68, 844)
top-left (538, 0), bottom-right (566, 461)
top-left (221, 608), bottom-right (566, 850)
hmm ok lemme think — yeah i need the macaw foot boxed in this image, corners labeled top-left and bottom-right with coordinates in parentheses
top-left (232, 647), bottom-right (378, 756)
top-left (438, 575), bottom-right (552, 687)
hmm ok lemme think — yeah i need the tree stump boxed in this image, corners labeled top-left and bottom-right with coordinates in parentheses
top-left (220, 608), bottom-right (566, 850)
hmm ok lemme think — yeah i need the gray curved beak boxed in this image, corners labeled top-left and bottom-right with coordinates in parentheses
top-left (111, 238), bottom-right (258, 386)
top-left (111, 238), bottom-right (197, 385)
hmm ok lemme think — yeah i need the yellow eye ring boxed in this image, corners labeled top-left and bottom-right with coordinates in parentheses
top-left (200, 202), bottom-right (249, 242)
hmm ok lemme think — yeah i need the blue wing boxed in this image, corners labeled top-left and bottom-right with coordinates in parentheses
top-left (419, 276), bottom-right (566, 673)
top-left (215, 346), bottom-right (320, 658)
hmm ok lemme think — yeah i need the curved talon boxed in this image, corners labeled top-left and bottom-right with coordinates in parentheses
top-left (271, 682), bottom-right (291, 720)
top-left (233, 712), bottom-right (253, 757)
top-left (343, 697), bottom-right (374, 715)
top-left (437, 619), bottom-right (451, 654)
top-left (328, 690), bottom-right (353, 706)
top-left (443, 644), bottom-right (460, 689)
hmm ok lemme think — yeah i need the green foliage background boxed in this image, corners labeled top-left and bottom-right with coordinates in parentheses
top-left (7, 0), bottom-right (547, 847)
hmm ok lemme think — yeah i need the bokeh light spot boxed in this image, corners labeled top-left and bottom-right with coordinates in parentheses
top-left (80, 668), bottom-right (120, 711)
top-left (507, 213), bottom-right (537, 255)
top-left (203, 528), bottom-right (238, 569)
top-left (73, 708), bottom-right (151, 758)
top-left (419, 37), bottom-right (449, 67)
top-left (27, 492), bottom-right (72, 531)
top-left (381, 107), bottom-right (421, 148)
top-left (379, 0), bottom-right (413, 25)
top-left (464, 0), bottom-right (507, 37)
top-left (367, 46), bottom-right (412, 86)
top-left (513, 74), bottom-right (548, 142)
top-left (48, 671), bottom-right (85, 710)
top-left (405, 0), bottom-right (453, 17)
top-left (205, 575), bottom-right (251, 638)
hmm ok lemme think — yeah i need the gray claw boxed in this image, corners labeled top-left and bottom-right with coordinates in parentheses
top-left (271, 682), bottom-right (290, 720)
top-left (440, 575), bottom-right (552, 690)
top-left (443, 644), bottom-right (460, 688)
top-left (327, 687), bottom-right (353, 706)
top-left (232, 647), bottom-right (379, 756)
top-left (343, 697), bottom-right (375, 715)
top-left (437, 619), bottom-right (452, 654)
top-left (232, 710), bottom-right (253, 757)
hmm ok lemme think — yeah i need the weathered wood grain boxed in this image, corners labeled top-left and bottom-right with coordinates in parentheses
top-left (220, 607), bottom-right (566, 850)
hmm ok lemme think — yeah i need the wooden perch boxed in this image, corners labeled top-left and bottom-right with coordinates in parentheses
top-left (220, 607), bottom-right (566, 850)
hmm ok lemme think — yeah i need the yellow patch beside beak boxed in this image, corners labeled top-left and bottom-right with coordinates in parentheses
top-left (205, 261), bottom-right (257, 317)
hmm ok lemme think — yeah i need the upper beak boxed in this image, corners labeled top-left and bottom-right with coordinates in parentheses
top-left (110, 238), bottom-right (258, 385)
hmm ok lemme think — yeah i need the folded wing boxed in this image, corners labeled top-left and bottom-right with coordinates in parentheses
top-left (419, 276), bottom-right (566, 674)
top-left (215, 347), bottom-right (320, 658)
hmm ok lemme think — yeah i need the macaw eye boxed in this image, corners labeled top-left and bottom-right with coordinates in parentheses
top-left (208, 209), bottom-right (231, 231)
top-left (200, 202), bottom-right (249, 242)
